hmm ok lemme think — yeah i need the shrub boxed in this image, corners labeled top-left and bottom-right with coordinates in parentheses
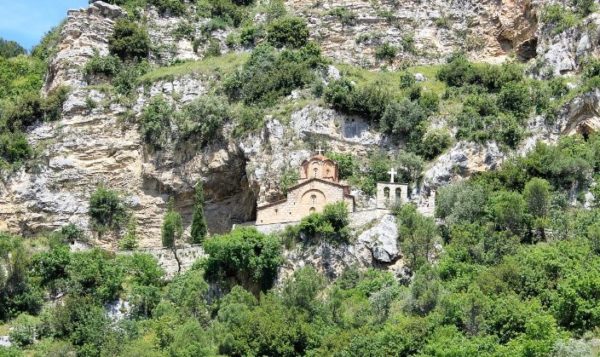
top-left (161, 198), bottom-right (183, 250)
top-left (0, 132), bottom-right (32, 164)
top-left (323, 79), bottom-right (392, 123)
top-left (140, 95), bottom-right (172, 148)
top-left (399, 71), bottom-right (416, 88)
top-left (119, 216), bottom-right (138, 250)
top-left (420, 129), bottom-right (452, 159)
top-left (497, 82), bottom-right (532, 119)
top-left (67, 248), bottom-right (124, 302)
top-left (148, 0), bottom-right (186, 15)
top-left (380, 99), bottom-right (428, 150)
top-left (572, 0), bottom-right (596, 15)
top-left (224, 43), bottom-right (323, 105)
top-left (113, 60), bottom-right (149, 95)
top-left (397, 204), bottom-right (438, 270)
top-left (203, 227), bottom-right (282, 291)
top-left (177, 95), bottom-right (229, 145)
top-left (541, 5), bottom-right (579, 34)
top-left (240, 25), bottom-right (263, 46)
top-left (266, 17), bottom-right (309, 48)
top-left (109, 19), bottom-right (150, 61)
top-left (9, 314), bottom-right (39, 347)
top-left (83, 52), bottom-right (122, 80)
top-left (232, 105), bottom-right (264, 136)
top-left (197, 0), bottom-right (249, 27)
top-left (375, 42), bottom-right (397, 62)
top-left (328, 7), bottom-right (357, 26)
top-left (88, 186), bottom-right (127, 234)
top-left (327, 152), bottom-right (357, 179)
top-left (204, 38), bottom-right (221, 57)
top-left (284, 202), bottom-right (350, 243)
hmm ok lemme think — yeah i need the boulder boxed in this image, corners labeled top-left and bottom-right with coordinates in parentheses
top-left (357, 214), bottom-right (399, 263)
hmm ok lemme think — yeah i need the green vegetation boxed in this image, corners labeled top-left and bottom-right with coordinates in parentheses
top-left (190, 182), bottom-right (208, 244)
top-left (283, 202), bottom-right (351, 245)
top-left (0, 38), bottom-right (26, 59)
top-left (203, 227), bottom-right (282, 291)
top-left (266, 16), bottom-right (309, 48)
top-left (328, 7), bottom-right (357, 26)
top-left (109, 19), bottom-right (150, 61)
top-left (88, 186), bottom-right (128, 236)
top-left (224, 43), bottom-right (324, 106)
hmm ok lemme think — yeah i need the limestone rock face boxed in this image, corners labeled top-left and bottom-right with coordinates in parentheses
top-left (536, 13), bottom-right (600, 76)
top-left (424, 142), bottom-right (505, 187)
top-left (357, 214), bottom-right (399, 263)
top-left (286, 0), bottom-right (539, 67)
top-left (44, 1), bottom-right (125, 93)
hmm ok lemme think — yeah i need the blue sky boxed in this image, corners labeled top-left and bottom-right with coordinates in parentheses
top-left (0, 0), bottom-right (88, 50)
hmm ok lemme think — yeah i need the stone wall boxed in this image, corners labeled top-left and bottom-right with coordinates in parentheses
top-left (256, 179), bottom-right (353, 225)
top-left (376, 183), bottom-right (409, 209)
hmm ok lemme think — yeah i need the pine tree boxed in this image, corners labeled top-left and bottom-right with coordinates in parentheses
top-left (190, 182), bottom-right (208, 244)
top-left (162, 198), bottom-right (183, 272)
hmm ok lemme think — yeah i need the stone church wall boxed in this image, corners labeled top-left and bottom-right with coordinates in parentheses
top-left (257, 180), bottom-right (352, 225)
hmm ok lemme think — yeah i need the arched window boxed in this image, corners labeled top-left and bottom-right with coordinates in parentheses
top-left (311, 194), bottom-right (317, 205)
top-left (395, 188), bottom-right (402, 202)
top-left (309, 207), bottom-right (316, 213)
top-left (384, 187), bottom-right (390, 199)
top-left (313, 167), bottom-right (318, 178)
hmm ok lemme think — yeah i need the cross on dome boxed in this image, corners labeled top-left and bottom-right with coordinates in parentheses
top-left (316, 146), bottom-right (324, 156)
top-left (388, 168), bottom-right (397, 183)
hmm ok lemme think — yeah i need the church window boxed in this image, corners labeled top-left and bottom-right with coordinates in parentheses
top-left (384, 187), bottom-right (390, 199)
top-left (395, 188), bottom-right (402, 201)
top-left (313, 167), bottom-right (318, 177)
top-left (311, 194), bottom-right (317, 205)
top-left (275, 209), bottom-right (278, 215)
top-left (310, 207), bottom-right (316, 213)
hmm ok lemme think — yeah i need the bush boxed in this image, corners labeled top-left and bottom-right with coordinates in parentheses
top-left (328, 8), bottom-right (357, 26)
top-left (140, 95), bottom-right (172, 148)
top-left (109, 19), bottom-right (150, 61)
top-left (266, 17), bottom-right (309, 48)
top-left (284, 202), bottom-right (350, 244)
top-left (197, 0), bottom-right (250, 27)
top-left (572, 0), bottom-right (596, 15)
top-left (83, 52), bottom-right (122, 80)
top-left (148, 0), bottom-right (186, 15)
top-left (203, 227), bottom-right (282, 291)
top-left (239, 25), bottom-right (263, 46)
top-left (0, 132), bottom-right (32, 165)
top-left (541, 5), bottom-right (579, 34)
top-left (375, 42), bottom-right (397, 62)
top-left (67, 248), bottom-right (124, 302)
top-left (380, 99), bottom-right (428, 150)
top-left (420, 129), bottom-right (452, 159)
top-left (497, 82), bottom-right (532, 119)
top-left (88, 186), bottom-right (128, 234)
top-left (323, 79), bottom-right (392, 123)
top-left (176, 95), bottom-right (229, 145)
top-left (327, 152), bottom-right (357, 179)
top-left (224, 43), bottom-right (323, 105)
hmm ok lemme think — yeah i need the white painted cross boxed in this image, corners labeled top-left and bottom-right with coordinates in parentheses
top-left (316, 146), bottom-right (324, 156)
top-left (388, 168), bottom-right (397, 183)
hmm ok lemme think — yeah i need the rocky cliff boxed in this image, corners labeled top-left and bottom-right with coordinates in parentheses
top-left (1, 0), bottom-right (599, 253)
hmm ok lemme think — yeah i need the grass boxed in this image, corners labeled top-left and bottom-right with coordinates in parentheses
top-left (336, 63), bottom-right (447, 97)
top-left (140, 52), bottom-right (250, 82)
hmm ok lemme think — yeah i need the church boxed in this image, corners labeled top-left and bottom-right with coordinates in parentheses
top-left (256, 152), bottom-right (355, 225)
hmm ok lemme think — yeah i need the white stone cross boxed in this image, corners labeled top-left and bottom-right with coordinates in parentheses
top-left (316, 146), bottom-right (324, 155)
top-left (388, 168), bottom-right (397, 183)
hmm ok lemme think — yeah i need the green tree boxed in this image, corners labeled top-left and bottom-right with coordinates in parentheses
top-left (0, 38), bottom-right (26, 58)
top-left (108, 19), bottom-right (150, 61)
top-left (203, 227), bottom-right (282, 292)
top-left (190, 182), bottom-right (208, 244)
top-left (162, 198), bottom-right (183, 273)
top-left (396, 204), bottom-right (439, 270)
top-left (88, 186), bottom-right (127, 237)
top-left (490, 191), bottom-right (527, 235)
top-left (266, 17), bottom-right (309, 48)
